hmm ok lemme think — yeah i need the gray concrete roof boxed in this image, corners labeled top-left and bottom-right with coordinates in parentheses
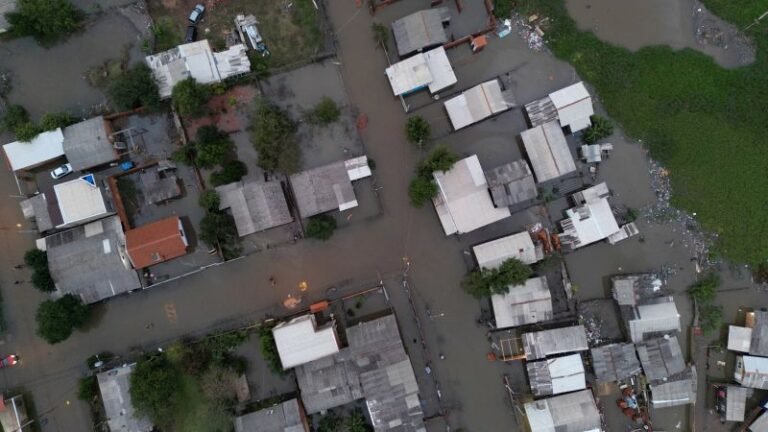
top-left (590, 343), bottom-right (642, 383)
top-left (484, 159), bottom-right (538, 207)
top-left (233, 398), bottom-right (308, 432)
top-left (20, 194), bottom-right (53, 233)
top-left (726, 385), bottom-right (749, 422)
top-left (524, 389), bottom-right (601, 432)
top-left (650, 366), bottom-right (697, 409)
top-left (295, 348), bottom-right (362, 413)
top-left (289, 161), bottom-right (356, 218)
top-left (217, 180), bottom-right (293, 236)
top-left (138, 161), bottom-right (181, 205)
top-left (611, 273), bottom-right (665, 306)
top-left (636, 336), bottom-right (686, 383)
top-left (62, 116), bottom-right (118, 171)
top-left (392, 8), bottom-right (450, 57)
top-left (97, 364), bottom-right (153, 432)
top-left (523, 325), bottom-right (589, 361)
top-left (44, 215), bottom-right (141, 304)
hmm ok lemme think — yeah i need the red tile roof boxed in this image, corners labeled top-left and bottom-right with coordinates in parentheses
top-left (126, 216), bottom-right (187, 269)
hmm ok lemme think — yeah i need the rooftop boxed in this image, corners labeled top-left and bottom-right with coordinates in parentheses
top-left (273, 314), bottom-right (340, 369)
top-left (650, 366), bottom-right (697, 409)
top-left (43, 216), bottom-right (141, 304)
top-left (548, 82), bottom-right (594, 133)
top-left (53, 174), bottom-right (110, 228)
top-left (523, 325), bottom-right (589, 361)
top-left (2, 128), bottom-right (65, 171)
top-left (751, 311), bottom-right (768, 356)
top-left (736, 355), bottom-right (768, 389)
top-left (526, 353), bottom-right (586, 397)
top-left (752, 410), bottom-right (768, 432)
top-left (611, 273), bottom-right (665, 306)
top-left (484, 159), bottom-right (538, 207)
top-left (289, 160), bottom-right (357, 218)
top-left (523, 389), bottom-right (601, 432)
top-left (491, 276), bottom-right (553, 328)
top-left (137, 161), bottom-right (182, 205)
top-left (627, 299), bottom-right (681, 343)
top-left (726, 385), bottom-right (749, 422)
top-left (0, 395), bottom-right (28, 432)
top-left (444, 79), bottom-right (516, 130)
top-left (391, 8), bottom-right (450, 57)
top-left (559, 198), bottom-right (620, 249)
top-left (432, 155), bottom-right (510, 235)
top-left (217, 180), bottom-right (293, 236)
top-left (590, 343), bottom-right (642, 383)
top-left (0, 0), bottom-right (16, 33)
top-left (636, 336), bottom-right (686, 383)
top-left (233, 398), bottom-right (308, 432)
top-left (521, 121), bottom-right (576, 183)
top-left (385, 47), bottom-right (456, 96)
top-left (729, 325), bottom-right (753, 353)
top-left (473, 231), bottom-right (544, 269)
top-left (97, 364), bottom-right (153, 432)
top-left (125, 216), bottom-right (188, 269)
top-left (20, 193), bottom-right (53, 233)
top-left (61, 116), bottom-right (117, 171)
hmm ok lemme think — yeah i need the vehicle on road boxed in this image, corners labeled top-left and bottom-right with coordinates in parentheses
top-left (188, 4), bottom-right (205, 24)
top-left (0, 354), bottom-right (18, 368)
top-left (50, 163), bottom-right (73, 179)
top-left (185, 25), bottom-right (197, 43)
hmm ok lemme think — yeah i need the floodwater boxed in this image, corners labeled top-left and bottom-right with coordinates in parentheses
top-left (566, 0), bottom-right (755, 68)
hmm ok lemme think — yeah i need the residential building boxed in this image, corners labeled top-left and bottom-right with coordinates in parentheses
top-left (62, 116), bottom-right (118, 171)
top-left (233, 398), bottom-right (310, 432)
top-left (525, 81), bottom-right (595, 133)
top-left (491, 276), bottom-right (553, 328)
top-left (522, 325), bottom-right (589, 361)
top-left (611, 273), bottom-right (666, 307)
top-left (272, 314), bottom-right (341, 369)
top-left (558, 183), bottom-right (621, 249)
top-left (97, 364), bottom-right (153, 432)
top-left (444, 79), bottom-right (516, 130)
top-left (736, 355), bottom-right (768, 389)
top-left (526, 353), bottom-right (586, 397)
top-left (3, 128), bottom-right (65, 172)
top-left (724, 386), bottom-right (749, 422)
top-left (125, 216), bottom-right (188, 269)
top-left (391, 8), bottom-right (450, 57)
top-left (523, 389), bottom-right (601, 432)
top-left (625, 299), bottom-right (681, 344)
top-left (751, 408), bottom-right (768, 432)
top-left (136, 161), bottom-right (182, 205)
top-left (41, 215), bottom-right (141, 304)
top-left (432, 155), bottom-right (511, 235)
top-left (289, 157), bottom-right (371, 219)
top-left (728, 310), bottom-right (768, 357)
top-left (385, 46), bottom-right (456, 96)
top-left (0, 394), bottom-right (28, 432)
top-left (216, 180), bottom-right (293, 237)
top-left (521, 121), bottom-right (576, 183)
top-left (473, 231), bottom-right (543, 269)
top-left (145, 40), bottom-right (251, 98)
top-left (636, 336), bottom-right (686, 382)
top-left (649, 366), bottom-right (697, 409)
top-left (484, 159), bottom-right (538, 207)
top-left (590, 343), bottom-right (642, 383)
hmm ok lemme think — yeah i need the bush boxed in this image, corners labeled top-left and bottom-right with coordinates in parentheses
top-left (25, 249), bottom-right (55, 292)
top-left (6, 0), bottom-right (84, 44)
top-left (1, 105), bottom-right (30, 133)
top-left (200, 365), bottom-right (238, 404)
top-left (405, 116), bottom-right (431, 147)
top-left (107, 64), bottom-right (161, 111)
top-left (581, 115), bottom-right (614, 144)
top-left (14, 122), bottom-right (41, 142)
top-left (171, 145), bottom-right (196, 165)
top-left (408, 146), bottom-right (458, 208)
top-left (248, 53), bottom-right (271, 80)
top-left (77, 376), bottom-right (98, 402)
top-left (700, 304), bottom-right (723, 334)
top-left (130, 355), bottom-right (180, 425)
top-left (689, 273), bottom-right (720, 303)
top-left (24, 248), bottom-right (47, 268)
top-left (36, 294), bottom-right (90, 344)
top-left (408, 176), bottom-right (438, 207)
top-left (250, 100), bottom-right (299, 173)
top-left (258, 327), bottom-right (283, 374)
top-left (419, 146), bottom-right (459, 175)
top-left (209, 160), bottom-right (248, 187)
top-left (172, 78), bottom-right (212, 117)
top-left (493, 0), bottom-right (513, 18)
top-left (199, 190), bottom-right (221, 212)
top-left (462, 258), bottom-right (533, 298)
top-left (371, 22), bottom-right (389, 47)
top-left (194, 126), bottom-right (234, 169)
top-left (307, 97), bottom-right (341, 125)
top-left (318, 413), bottom-right (343, 432)
top-left (345, 409), bottom-right (370, 432)
top-left (305, 214), bottom-right (337, 240)
top-left (40, 112), bottom-right (76, 131)
top-left (200, 212), bottom-right (241, 260)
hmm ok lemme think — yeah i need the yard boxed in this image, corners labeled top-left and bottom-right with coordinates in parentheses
top-left (146, 0), bottom-right (324, 68)
top-left (516, 0), bottom-right (768, 265)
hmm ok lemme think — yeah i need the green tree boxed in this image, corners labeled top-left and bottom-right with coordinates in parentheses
top-left (40, 112), bottom-right (76, 131)
top-left (25, 249), bottom-right (55, 292)
top-left (36, 294), bottom-right (90, 344)
top-left (308, 97), bottom-right (341, 125)
top-left (172, 78), bottom-right (211, 117)
top-left (493, 0), bottom-right (513, 19)
top-left (581, 115), bottom-right (614, 144)
top-left (345, 410), bottom-right (370, 432)
top-left (405, 116), bottom-right (431, 148)
top-left (258, 327), bottom-right (283, 374)
top-left (130, 355), bottom-right (180, 426)
top-left (371, 22), bottom-right (389, 47)
top-left (305, 214), bottom-right (337, 240)
top-left (14, 122), bottom-right (41, 142)
top-left (408, 176), bottom-right (438, 207)
top-left (24, 248), bottom-right (47, 268)
top-left (689, 273), bottom-right (720, 303)
top-left (6, 0), bottom-right (84, 44)
top-left (31, 270), bottom-right (55, 292)
top-left (317, 412), bottom-right (343, 432)
top-left (700, 304), bottom-right (723, 334)
top-left (107, 64), bottom-right (161, 111)
top-left (1, 105), bottom-right (30, 133)
top-left (200, 212), bottom-right (241, 260)
top-left (248, 53), bottom-right (271, 80)
top-left (77, 376), bottom-right (98, 402)
top-left (209, 160), bottom-right (248, 187)
top-left (199, 190), bottom-right (221, 212)
top-left (419, 145), bottom-right (459, 175)
top-left (462, 258), bottom-right (532, 298)
top-left (171, 145), bottom-right (196, 165)
top-left (250, 100), bottom-right (299, 173)
top-left (194, 126), bottom-right (234, 168)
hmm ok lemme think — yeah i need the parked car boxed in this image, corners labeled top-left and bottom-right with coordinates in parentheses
top-left (0, 354), bottom-right (18, 368)
top-left (188, 4), bottom-right (205, 24)
top-left (185, 25), bottom-right (197, 43)
top-left (50, 163), bottom-right (73, 179)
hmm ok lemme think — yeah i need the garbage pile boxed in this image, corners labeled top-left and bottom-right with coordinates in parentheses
top-left (512, 15), bottom-right (545, 51)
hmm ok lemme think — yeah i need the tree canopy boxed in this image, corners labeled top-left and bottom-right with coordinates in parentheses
top-left (405, 116), bottom-right (431, 147)
top-left (307, 97), bottom-right (341, 125)
top-left (172, 78), bottom-right (211, 117)
top-left (209, 160), bottom-right (247, 187)
top-left (200, 211), bottom-right (241, 260)
top-left (408, 176), bottom-right (438, 207)
top-left (107, 64), bottom-right (161, 111)
top-left (198, 190), bottom-right (221, 212)
top-left (462, 258), bottom-right (533, 298)
top-left (36, 294), bottom-right (90, 344)
top-left (0, 105), bottom-right (30, 133)
top-left (250, 100), bottom-right (300, 173)
top-left (130, 355), bottom-right (180, 425)
top-left (25, 248), bottom-right (55, 292)
top-left (6, 0), bottom-right (84, 44)
top-left (419, 145), bottom-right (459, 175)
top-left (194, 126), bottom-right (234, 169)
top-left (40, 112), bottom-right (76, 131)
top-left (408, 146), bottom-right (458, 208)
top-left (305, 214), bottom-right (337, 240)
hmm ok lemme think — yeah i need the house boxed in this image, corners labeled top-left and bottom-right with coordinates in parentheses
top-left (724, 386), bottom-right (749, 422)
top-left (289, 157), bottom-right (371, 219)
top-left (650, 366), bottom-right (697, 409)
top-left (21, 174), bottom-right (113, 232)
top-left (97, 364), bottom-right (153, 432)
top-left (521, 121), bottom-right (577, 183)
top-left (216, 180), bottom-right (293, 237)
top-left (728, 310), bottom-right (768, 357)
top-left (473, 231), bottom-right (544, 269)
top-left (3, 128), bottom-right (65, 172)
top-left (234, 398), bottom-right (310, 432)
top-left (273, 314), bottom-right (341, 369)
top-left (125, 216), bottom-right (188, 269)
top-left (611, 273), bottom-right (666, 306)
top-left (391, 8), bottom-right (450, 57)
top-left (625, 299), bottom-right (681, 344)
top-left (525, 82), bottom-right (595, 133)
top-left (145, 40), bottom-right (251, 98)
top-left (526, 353), bottom-right (586, 397)
top-left (484, 159), bottom-right (538, 207)
top-left (590, 343), bottom-right (642, 383)
top-left (41, 215), bottom-right (141, 304)
top-left (522, 325), bottom-right (589, 361)
top-left (444, 79), bottom-right (516, 130)
top-left (736, 355), bottom-right (768, 389)
top-left (385, 46), bottom-right (456, 96)
top-left (491, 276), bottom-right (553, 328)
top-left (751, 407), bottom-right (768, 432)
top-left (0, 394), bottom-right (28, 432)
top-left (62, 116), bottom-right (118, 171)
top-left (636, 336), bottom-right (686, 382)
top-left (523, 389), bottom-right (601, 432)
top-left (296, 314), bottom-right (426, 431)
top-left (0, 0), bottom-right (16, 34)
top-left (137, 161), bottom-right (182, 205)
top-left (432, 155), bottom-right (511, 235)
top-left (558, 184), bottom-right (621, 249)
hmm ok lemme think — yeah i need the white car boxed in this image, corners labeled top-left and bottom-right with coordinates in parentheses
top-left (188, 4), bottom-right (205, 24)
top-left (50, 163), bottom-right (73, 179)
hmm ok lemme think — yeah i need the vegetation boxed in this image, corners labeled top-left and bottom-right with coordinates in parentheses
top-left (305, 214), bottom-right (337, 240)
top-left (516, 0), bottom-right (768, 264)
top-left (199, 211), bottom-right (241, 260)
top-left (493, 0), bottom-right (513, 19)
top-left (194, 126), bottom-right (234, 169)
top-left (462, 258), bottom-right (533, 298)
top-left (700, 303), bottom-right (724, 334)
top-left (209, 160), bottom-right (248, 187)
top-left (258, 327), bottom-right (283, 374)
top-left (248, 53), bottom-right (271, 80)
top-left (307, 97), bottom-right (341, 125)
top-left (371, 22), bottom-right (389, 47)
top-left (405, 116), bottom-right (431, 148)
top-left (581, 115), bottom-right (614, 144)
top-left (250, 100), bottom-right (300, 173)
top-left (14, 122), bottom-right (41, 142)
top-left (199, 190), bottom-right (221, 212)
top-left (408, 146), bottom-right (459, 207)
top-left (5, 0), bottom-right (84, 44)
top-left (151, 17), bottom-right (182, 53)
top-left (408, 176), bottom-right (438, 207)
top-left (24, 248), bottom-right (55, 292)
top-left (130, 355), bottom-right (181, 427)
top-left (317, 409), bottom-right (371, 432)
top-left (688, 272), bottom-right (720, 303)
top-left (107, 64), bottom-right (161, 111)
top-left (40, 112), bottom-right (76, 131)
top-left (35, 294), bottom-right (90, 344)
top-left (0, 105), bottom-right (30, 133)
top-left (172, 78), bottom-right (212, 117)
top-left (77, 376), bottom-right (99, 402)
top-left (418, 146), bottom-right (459, 175)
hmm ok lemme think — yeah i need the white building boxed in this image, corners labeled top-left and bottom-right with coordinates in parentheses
top-left (736, 355), bottom-right (768, 390)
top-left (527, 353), bottom-right (586, 397)
top-left (559, 184), bottom-right (622, 249)
top-left (526, 82), bottom-right (595, 133)
top-left (2, 129), bottom-right (65, 172)
top-left (521, 121), bottom-right (577, 182)
top-left (473, 231), bottom-right (543, 269)
top-left (444, 79), bottom-right (515, 130)
top-left (523, 390), bottom-right (601, 432)
top-left (272, 314), bottom-right (341, 369)
top-left (385, 46), bottom-right (456, 96)
top-left (627, 300), bottom-right (681, 343)
top-left (491, 276), bottom-right (553, 328)
top-left (53, 174), bottom-right (110, 228)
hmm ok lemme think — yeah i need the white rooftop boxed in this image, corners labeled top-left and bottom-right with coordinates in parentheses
top-left (629, 301), bottom-right (681, 343)
top-left (423, 46), bottom-right (457, 93)
top-left (345, 155), bottom-right (372, 181)
top-left (729, 326), bottom-right (753, 353)
top-left (528, 354), bottom-right (586, 396)
top-left (53, 174), bottom-right (108, 227)
top-left (549, 82), bottom-right (594, 132)
top-left (444, 79), bottom-right (513, 130)
top-left (473, 231), bottom-right (543, 269)
top-left (521, 121), bottom-right (576, 182)
top-left (273, 315), bottom-right (340, 369)
top-left (3, 128), bottom-right (65, 171)
top-left (385, 53), bottom-right (431, 96)
top-left (524, 389), bottom-right (601, 432)
top-left (432, 155), bottom-right (510, 235)
top-left (560, 198), bottom-right (620, 249)
top-left (491, 276), bottom-right (553, 328)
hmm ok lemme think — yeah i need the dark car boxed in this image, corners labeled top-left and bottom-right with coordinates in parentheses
top-left (188, 4), bottom-right (205, 24)
top-left (185, 25), bottom-right (197, 43)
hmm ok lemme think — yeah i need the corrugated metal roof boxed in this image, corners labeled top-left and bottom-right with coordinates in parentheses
top-left (637, 336), bottom-right (686, 383)
top-left (484, 159), bottom-right (538, 207)
top-left (216, 180), bottom-right (293, 237)
top-left (559, 198), bottom-right (620, 249)
top-left (611, 273), bottom-right (665, 306)
top-left (233, 398), bottom-right (308, 432)
top-left (491, 276), bottom-right (553, 329)
top-left (548, 82), bottom-right (594, 133)
top-left (726, 385), bottom-right (748, 422)
top-left (751, 311), bottom-right (768, 356)
top-left (628, 300), bottom-right (681, 343)
top-left (62, 116), bottom-right (117, 171)
top-left (591, 343), bottom-right (642, 383)
top-left (444, 79), bottom-right (515, 130)
top-left (524, 389), bottom-right (601, 432)
top-left (473, 231), bottom-right (542, 269)
top-left (523, 325), bottom-right (589, 361)
top-left (289, 160), bottom-right (358, 218)
top-left (730, 326), bottom-right (753, 352)
top-left (2, 129), bottom-right (65, 171)
top-left (737, 355), bottom-right (768, 389)
top-left (521, 121), bottom-right (576, 183)
top-left (527, 353), bottom-right (586, 397)
top-left (650, 366), bottom-right (697, 409)
top-left (20, 194), bottom-right (53, 233)
top-left (273, 315), bottom-right (340, 369)
top-left (391, 8), bottom-right (449, 56)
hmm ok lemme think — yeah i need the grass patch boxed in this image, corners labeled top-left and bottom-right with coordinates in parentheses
top-left (173, 374), bottom-right (232, 432)
top-left (517, 0), bottom-right (768, 264)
